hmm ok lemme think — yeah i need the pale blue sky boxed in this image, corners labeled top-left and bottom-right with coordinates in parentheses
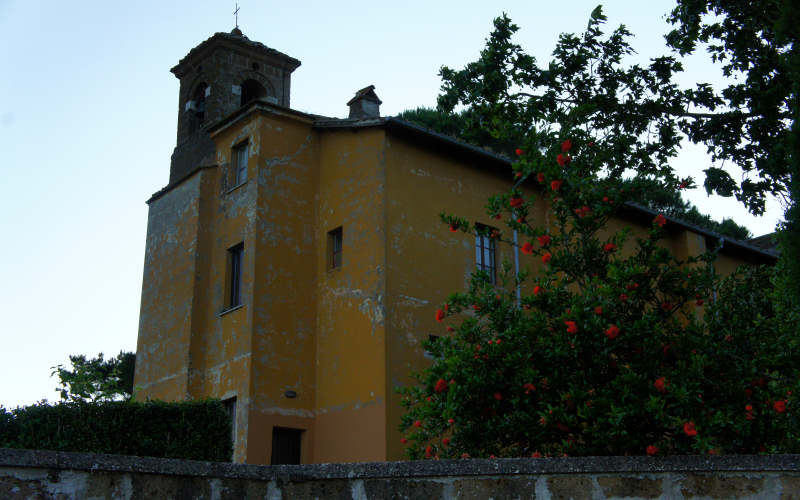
top-left (0, 0), bottom-right (783, 409)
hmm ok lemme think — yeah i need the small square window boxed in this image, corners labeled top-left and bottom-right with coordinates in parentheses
top-left (233, 142), bottom-right (248, 185)
top-left (424, 334), bottom-right (441, 359)
top-left (475, 224), bottom-right (497, 284)
top-left (328, 227), bottom-right (343, 270)
top-left (228, 243), bottom-right (244, 308)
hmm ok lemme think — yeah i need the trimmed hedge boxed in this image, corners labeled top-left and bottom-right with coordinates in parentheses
top-left (0, 399), bottom-right (231, 461)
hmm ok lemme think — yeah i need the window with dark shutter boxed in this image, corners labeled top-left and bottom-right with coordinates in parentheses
top-left (328, 227), bottom-right (343, 270)
top-left (228, 243), bottom-right (243, 308)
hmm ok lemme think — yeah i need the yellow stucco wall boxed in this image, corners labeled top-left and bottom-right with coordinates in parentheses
top-left (134, 105), bottom-right (773, 465)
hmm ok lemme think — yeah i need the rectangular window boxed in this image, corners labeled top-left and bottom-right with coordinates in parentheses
top-left (271, 427), bottom-right (303, 465)
top-left (328, 227), bottom-right (343, 270)
top-left (475, 225), bottom-right (497, 284)
top-left (223, 397), bottom-right (237, 460)
top-left (234, 142), bottom-right (248, 185)
top-left (228, 243), bottom-right (244, 308)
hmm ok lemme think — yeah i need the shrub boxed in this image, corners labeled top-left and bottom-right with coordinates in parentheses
top-left (0, 399), bottom-right (231, 461)
top-left (398, 138), bottom-right (797, 458)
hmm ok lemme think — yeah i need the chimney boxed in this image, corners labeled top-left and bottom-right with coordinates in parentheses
top-left (347, 85), bottom-right (382, 119)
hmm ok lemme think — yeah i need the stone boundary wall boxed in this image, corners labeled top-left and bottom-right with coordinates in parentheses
top-left (1, 448), bottom-right (799, 499)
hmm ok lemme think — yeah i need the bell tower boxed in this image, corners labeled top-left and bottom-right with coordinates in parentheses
top-left (168, 28), bottom-right (301, 183)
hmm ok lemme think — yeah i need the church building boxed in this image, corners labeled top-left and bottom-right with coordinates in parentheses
top-left (133, 28), bottom-right (777, 465)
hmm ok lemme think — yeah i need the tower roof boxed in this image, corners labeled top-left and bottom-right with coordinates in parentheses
top-left (171, 29), bottom-right (301, 78)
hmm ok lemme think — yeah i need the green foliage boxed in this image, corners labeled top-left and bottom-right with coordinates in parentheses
top-left (51, 351), bottom-right (135, 402)
top-left (0, 399), bottom-right (231, 461)
top-left (398, 107), bottom-right (520, 157)
top-left (666, 0), bottom-right (797, 214)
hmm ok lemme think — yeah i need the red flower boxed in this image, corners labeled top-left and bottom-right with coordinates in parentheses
top-left (446, 326), bottom-right (454, 332)
top-left (542, 252), bottom-right (552, 264)
top-left (556, 154), bottom-right (572, 166)
top-left (413, 420), bottom-right (422, 428)
top-left (434, 378), bottom-right (448, 393)
top-left (683, 421), bottom-right (698, 437)
top-left (696, 299), bottom-right (704, 306)
top-left (510, 197), bottom-right (523, 208)
top-left (626, 283), bottom-right (639, 291)
top-left (602, 196), bottom-right (609, 203)
top-left (538, 234), bottom-right (551, 247)
top-left (537, 172), bottom-right (546, 183)
top-left (515, 172), bottom-right (522, 179)
top-left (774, 400), bottom-right (787, 413)
top-left (523, 382), bottom-right (537, 394)
top-left (646, 445), bottom-right (659, 456)
top-left (565, 321), bottom-right (578, 334)
top-left (494, 213), bottom-right (502, 220)
top-left (654, 214), bottom-right (667, 227)
top-left (442, 437), bottom-right (450, 446)
top-left (448, 418), bottom-right (455, 424)
top-left (493, 392), bottom-right (503, 400)
top-left (594, 306), bottom-right (603, 315)
top-left (654, 377), bottom-right (667, 393)
top-left (603, 242), bottom-right (617, 253)
top-left (449, 224), bottom-right (458, 232)
top-left (472, 304), bottom-right (480, 311)
top-left (679, 181), bottom-right (687, 189)
top-left (534, 285), bottom-right (543, 295)
top-left (435, 309), bottom-right (445, 322)
top-left (588, 141), bottom-right (595, 146)
top-left (604, 324), bottom-right (620, 339)
top-left (515, 148), bottom-right (524, 156)
top-left (401, 438), bottom-right (407, 444)
top-left (619, 293), bottom-right (628, 302)
top-left (551, 180), bottom-right (563, 191)
top-left (532, 451), bottom-right (542, 458)
top-left (461, 453), bottom-right (470, 459)
top-left (561, 139), bottom-right (573, 152)
top-left (522, 242), bottom-right (534, 254)
top-left (425, 445), bottom-right (432, 458)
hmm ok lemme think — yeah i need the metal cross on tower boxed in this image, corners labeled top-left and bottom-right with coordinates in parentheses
top-left (234, 2), bottom-right (240, 29)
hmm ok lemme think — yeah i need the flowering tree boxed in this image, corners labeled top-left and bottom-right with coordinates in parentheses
top-left (398, 6), bottom-right (798, 459)
top-left (398, 136), bottom-right (798, 458)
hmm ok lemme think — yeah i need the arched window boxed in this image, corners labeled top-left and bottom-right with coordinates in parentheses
top-left (193, 82), bottom-right (208, 123)
top-left (240, 79), bottom-right (266, 106)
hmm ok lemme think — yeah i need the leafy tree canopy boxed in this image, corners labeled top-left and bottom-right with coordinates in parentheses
top-left (51, 351), bottom-right (135, 402)
top-left (664, 0), bottom-right (800, 301)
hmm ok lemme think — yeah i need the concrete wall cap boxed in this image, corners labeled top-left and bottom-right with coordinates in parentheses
top-left (1, 448), bottom-right (798, 482)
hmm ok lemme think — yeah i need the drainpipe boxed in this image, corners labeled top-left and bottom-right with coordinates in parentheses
top-left (514, 228), bottom-right (521, 308)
